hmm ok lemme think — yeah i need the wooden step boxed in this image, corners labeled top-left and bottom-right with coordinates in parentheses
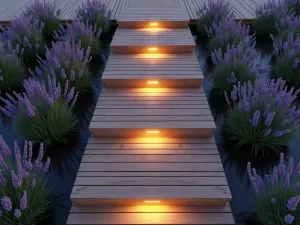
top-left (89, 88), bottom-right (216, 138)
top-left (117, 7), bottom-right (190, 28)
top-left (102, 54), bottom-right (203, 88)
top-left (70, 137), bottom-right (232, 206)
top-left (111, 28), bottom-right (195, 54)
top-left (67, 204), bottom-right (235, 225)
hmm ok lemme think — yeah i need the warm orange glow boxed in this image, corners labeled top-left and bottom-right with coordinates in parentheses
top-left (150, 22), bottom-right (158, 26)
top-left (147, 80), bottom-right (158, 84)
top-left (148, 47), bottom-right (158, 51)
top-left (146, 130), bottom-right (160, 134)
top-left (134, 54), bottom-right (169, 59)
top-left (144, 200), bottom-right (161, 204)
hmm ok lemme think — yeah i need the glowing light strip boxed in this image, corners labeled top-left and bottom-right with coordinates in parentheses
top-left (147, 81), bottom-right (158, 84)
top-left (144, 200), bottom-right (161, 203)
top-left (146, 130), bottom-right (160, 134)
top-left (148, 47), bottom-right (158, 51)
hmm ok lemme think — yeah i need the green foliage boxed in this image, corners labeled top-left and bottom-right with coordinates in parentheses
top-left (196, 15), bottom-right (213, 36)
top-left (208, 36), bottom-right (242, 53)
top-left (274, 54), bottom-right (300, 90)
top-left (0, 170), bottom-right (52, 225)
top-left (254, 181), bottom-right (300, 225)
top-left (41, 17), bottom-right (61, 39)
top-left (226, 103), bottom-right (296, 154)
top-left (211, 61), bottom-right (257, 97)
top-left (287, 3), bottom-right (300, 16)
top-left (252, 14), bottom-right (280, 37)
top-left (278, 28), bottom-right (300, 43)
top-left (0, 55), bottom-right (26, 93)
top-left (14, 101), bottom-right (77, 145)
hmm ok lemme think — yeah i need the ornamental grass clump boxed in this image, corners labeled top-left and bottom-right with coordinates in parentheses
top-left (75, 0), bottom-right (112, 36)
top-left (0, 17), bottom-right (45, 59)
top-left (285, 0), bottom-right (300, 15)
top-left (22, 0), bottom-right (61, 40)
top-left (206, 19), bottom-right (254, 53)
top-left (273, 35), bottom-right (300, 89)
top-left (211, 44), bottom-right (268, 97)
top-left (252, 0), bottom-right (290, 37)
top-left (32, 40), bottom-right (92, 92)
top-left (0, 42), bottom-right (26, 93)
top-left (276, 14), bottom-right (300, 42)
top-left (195, 0), bottom-right (235, 36)
top-left (54, 20), bottom-right (102, 56)
top-left (0, 136), bottom-right (52, 225)
top-left (247, 153), bottom-right (300, 224)
top-left (224, 78), bottom-right (300, 155)
top-left (0, 75), bottom-right (78, 145)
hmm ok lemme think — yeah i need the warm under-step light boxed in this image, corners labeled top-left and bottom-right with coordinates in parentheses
top-left (148, 47), bottom-right (158, 51)
top-left (147, 80), bottom-right (158, 84)
top-left (146, 130), bottom-right (160, 134)
top-left (150, 22), bottom-right (158, 26)
top-left (144, 200), bottom-right (161, 204)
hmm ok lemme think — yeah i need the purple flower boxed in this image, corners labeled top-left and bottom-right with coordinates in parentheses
top-left (252, 110), bottom-right (261, 126)
top-left (284, 214), bottom-right (294, 224)
top-left (11, 170), bottom-right (22, 188)
top-left (20, 190), bottom-right (27, 210)
top-left (264, 128), bottom-right (272, 136)
top-left (1, 196), bottom-right (12, 211)
top-left (270, 198), bottom-right (276, 203)
top-left (287, 195), bottom-right (300, 211)
top-left (14, 209), bottom-right (21, 218)
top-left (264, 112), bottom-right (275, 126)
top-left (32, 178), bottom-right (36, 188)
top-left (44, 157), bottom-right (51, 172)
top-left (0, 135), bottom-right (11, 157)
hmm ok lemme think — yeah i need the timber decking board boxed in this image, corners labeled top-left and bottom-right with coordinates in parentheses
top-left (102, 54), bottom-right (203, 88)
top-left (111, 28), bottom-right (195, 54)
top-left (89, 88), bottom-right (216, 138)
top-left (71, 136), bottom-right (231, 206)
top-left (0, 0), bottom-right (267, 23)
top-left (67, 205), bottom-right (235, 224)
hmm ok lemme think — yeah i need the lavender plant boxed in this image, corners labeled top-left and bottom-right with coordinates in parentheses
top-left (276, 14), bottom-right (300, 42)
top-left (285, 0), bottom-right (300, 15)
top-left (0, 17), bottom-right (45, 59)
top-left (211, 44), bottom-right (268, 97)
top-left (252, 0), bottom-right (291, 37)
top-left (31, 40), bottom-right (92, 92)
top-left (54, 20), bottom-right (102, 56)
top-left (195, 0), bottom-right (235, 36)
top-left (0, 42), bottom-right (26, 93)
top-left (273, 35), bottom-right (300, 89)
top-left (224, 78), bottom-right (300, 155)
top-left (247, 153), bottom-right (300, 224)
top-left (0, 74), bottom-right (78, 145)
top-left (0, 136), bottom-right (52, 225)
top-left (22, 0), bottom-right (61, 39)
top-left (206, 19), bottom-right (255, 53)
top-left (75, 0), bottom-right (112, 35)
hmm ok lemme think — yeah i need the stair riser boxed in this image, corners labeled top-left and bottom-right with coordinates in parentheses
top-left (118, 21), bottom-right (190, 29)
top-left (103, 79), bottom-right (202, 88)
top-left (71, 198), bottom-right (230, 206)
top-left (89, 128), bottom-right (215, 138)
top-left (111, 46), bottom-right (194, 54)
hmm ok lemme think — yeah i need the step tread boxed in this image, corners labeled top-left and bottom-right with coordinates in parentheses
top-left (67, 205), bottom-right (235, 224)
top-left (89, 88), bottom-right (216, 137)
top-left (71, 137), bottom-right (231, 205)
top-left (111, 28), bottom-right (195, 46)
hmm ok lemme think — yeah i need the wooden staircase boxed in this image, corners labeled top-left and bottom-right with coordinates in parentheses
top-left (67, 0), bottom-right (234, 224)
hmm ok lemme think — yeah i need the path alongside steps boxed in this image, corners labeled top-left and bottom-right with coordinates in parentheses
top-left (67, 1), bottom-right (234, 224)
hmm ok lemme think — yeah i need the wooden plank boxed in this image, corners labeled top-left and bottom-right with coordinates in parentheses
top-left (74, 176), bottom-right (227, 185)
top-left (76, 171), bottom-right (226, 177)
top-left (87, 137), bottom-right (216, 144)
top-left (78, 162), bottom-right (224, 172)
top-left (128, 0), bottom-right (179, 8)
top-left (69, 204), bottom-right (232, 213)
top-left (84, 149), bottom-right (219, 155)
top-left (67, 211), bottom-right (235, 224)
top-left (71, 186), bottom-right (231, 204)
top-left (81, 154), bottom-right (222, 163)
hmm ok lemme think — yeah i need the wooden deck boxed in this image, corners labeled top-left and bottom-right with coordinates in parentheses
top-left (102, 54), bottom-right (203, 88)
top-left (53, 0), bottom-right (234, 224)
top-left (0, 0), bottom-right (266, 24)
